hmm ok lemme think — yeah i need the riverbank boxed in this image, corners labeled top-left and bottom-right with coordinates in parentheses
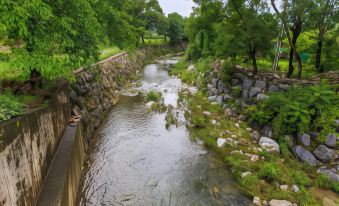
top-left (172, 58), bottom-right (339, 206)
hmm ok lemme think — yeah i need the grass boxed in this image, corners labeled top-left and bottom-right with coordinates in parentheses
top-left (145, 90), bottom-right (162, 102)
top-left (99, 46), bottom-right (122, 60)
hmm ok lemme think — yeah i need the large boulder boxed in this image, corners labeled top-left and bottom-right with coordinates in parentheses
top-left (269, 200), bottom-right (293, 206)
top-left (313, 145), bottom-right (337, 163)
top-left (298, 133), bottom-right (311, 147)
top-left (294, 145), bottom-right (317, 166)
top-left (259, 137), bottom-right (280, 153)
top-left (249, 87), bottom-right (262, 98)
top-left (325, 134), bottom-right (337, 148)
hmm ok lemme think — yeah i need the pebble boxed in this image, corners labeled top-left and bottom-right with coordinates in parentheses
top-left (241, 172), bottom-right (252, 178)
top-left (253, 196), bottom-right (262, 206)
top-left (235, 123), bottom-right (240, 128)
top-left (280, 185), bottom-right (288, 191)
top-left (291, 185), bottom-right (299, 193)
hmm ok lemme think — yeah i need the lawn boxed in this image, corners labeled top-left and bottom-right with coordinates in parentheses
top-left (99, 46), bottom-right (122, 60)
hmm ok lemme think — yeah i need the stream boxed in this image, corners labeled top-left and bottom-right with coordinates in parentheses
top-left (78, 56), bottom-right (251, 206)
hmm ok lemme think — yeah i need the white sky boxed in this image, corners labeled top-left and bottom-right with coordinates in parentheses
top-left (158, 0), bottom-right (196, 17)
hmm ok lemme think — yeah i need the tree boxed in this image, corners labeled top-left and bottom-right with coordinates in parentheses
top-left (271, 0), bottom-right (314, 79)
top-left (226, 0), bottom-right (278, 74)
top-left (168, 13), bottom-right (186, 44)
top-left (308, 0), bottom-right (338, 72)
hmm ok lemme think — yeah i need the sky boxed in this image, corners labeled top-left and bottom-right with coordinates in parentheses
top-left (158, 0), bottom-right (196, 17)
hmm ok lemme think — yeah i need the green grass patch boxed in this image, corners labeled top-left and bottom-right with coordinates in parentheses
top-left (99, 46), bottom-right (122, 60)
top-left (146, 90), bottom-right (162, 102)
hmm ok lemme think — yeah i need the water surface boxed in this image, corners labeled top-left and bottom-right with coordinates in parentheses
top-left (79, 57), bottom-right (251, 206)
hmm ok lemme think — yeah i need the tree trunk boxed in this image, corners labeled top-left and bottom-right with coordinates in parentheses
top-left (315, 39), bottom-right (324, 73)
top-left (287, 46), bottom-right (295, 77)
top-left (164, 35), bottom-right (167, 42)
top-left (249, 48), bottom-right (258, 74)
top-left (141, 34), bottom-right (145, 44)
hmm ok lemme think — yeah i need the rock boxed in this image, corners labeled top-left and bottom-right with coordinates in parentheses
top-left (257, 94), bottom-right (268, 101)
top-left (222, 104), bottom-right (228, 110)
top-left (262, 126), bottom-right (273, 138)
top-left (278, 84), bottom-right (289, 91)
top-left (146, 101), bottom-right (155, 108)
top-left (242, 89), bottom-right (249, 98)
top-left (249, 87), bottom-right (262, 98)
top-left (291, 185), bottom-right (300, 193)
top-left (269, 200), bottom-right (293, 206)
top-left (280, 185), bottom-right (288, 190)
top-left (251, 131), bottom-right (260, 141)
top-left (294, 146), bottom-right (317, 166)
top-left (235, 123), bottom-right (240, 128)
top-left (203, 111), bottom-right (212, 116)
top-left (218, 81), bottom-right (225, 93)
top-left (322, 197), bottom-right (337, 206)
top-left (246, 128), bottom-right (253, 132)
top-left (224, 88), bottom-right (230, 94)
top-left (263, 200), bottom-right (269, 206)
top-left (259, 137), bottom-right (280, 153)
top-left (241, 172), bottom-right (252, 178)
top-left (216, 95), bottom-right (223, 104)
top-left (217, 138), bottom-right (227, 147)
top-left (251, 155), bottom-right (260, 162)
top-left (268, 85), bottom-right (279, 92)
top-left (69, 90), bottom-right (78, 103)
top-left (231, 78), bottom-right (240, 86)
top-left (313, 145), bottom-right (337, 163)
top-left (253, 196), bottom-right (262, 206)
top-left (208, 96), bottom-right (217, 102)
top-left (309, 131), bottom-right (319, 140)
top-left (317, 166), bottom-right (339, 182)
top-left (210, 88), bottom-right (218, 95)
top-left (212, 79), bottom-right (218, 88)
top-left (187, 64), bottom-right (196, 72)
top-left (298, 133), bottom-right (311, 147)
top-left (255, 80), bottom-right (267, 90)
top-left (207, 84), bottom-right (213, 90)
top-left (242, 78), bottom-right (253, 90)
top-left (211, 120), bottom-right (217, 125)
top-left (325, 134), bottom-right (337, 148)
top-left (239, 115), bottom-right (248, 121)
top-left (223, 94), bottom-right (233, 101)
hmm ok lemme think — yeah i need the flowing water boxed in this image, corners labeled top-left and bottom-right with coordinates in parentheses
top-left (78, 57), bottom-right (251, 206)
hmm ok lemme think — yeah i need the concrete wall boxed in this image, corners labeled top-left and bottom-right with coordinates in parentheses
top-left (0, 86), bottom-right (70, 206)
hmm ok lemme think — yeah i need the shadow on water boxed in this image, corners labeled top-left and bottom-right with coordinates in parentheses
top-left (78, 57), bottom-right (251, 206)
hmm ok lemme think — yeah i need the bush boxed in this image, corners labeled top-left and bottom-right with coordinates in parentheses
top-left (0, 93), bottom-right (22, 121)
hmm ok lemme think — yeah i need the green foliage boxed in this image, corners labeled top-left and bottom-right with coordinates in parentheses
top-left (258, 163), bottom-right (281, 182)
top-left (146, 90), bottom-right (162, 102)
top-left (292, 171), bottom-right (311, 187)
top-left (251, 84), bottom-right (338, 137)
top-left (167, 12), bottom-right (186, 44)
top-left (0, 93), bottom-right (22, 121)
top-left (220, 60), bottom-right (235, 83)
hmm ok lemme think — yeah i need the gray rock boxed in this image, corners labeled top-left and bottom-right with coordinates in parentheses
top-left (239, 115), bottom-right (248, 121)
top-left (208, 96), bottom-right (217, 102)
top-left (69, 90), bottom-right (78, 103)
top-left (257, 94), bottom-right (268, 101)
top-left (278, 84), bottom-right (289, 91)
top-left (223, 94), bottom-right (233, 101)
top-left (268, 85), bottom-right (279, 92)
top-left (203, 111), bottom-right (212, 116)
top-left (216, 96), bottom-right (223, 104)
top-left (325, 134), bottom-right (337, 147)
top-left (211, 88), bottom-right (218, 95)
top-left (309, 132), bottom-right (318, 140)
top-left (212, 79), bottom-right (218, 88)
top-left (224, 88), bottom-right (230, 94)
top-left (313, 145), bottom-right (337, 163)
top-left (259, 137), bottom-right (280, 153)
top-left (269, 199), bottom-right (293, 206)
top-left (242, 78), bottom-right (253, 90)
top-left (335, 119), bottom-right (339, 126)
top-left (263, 126), bottom-right (272, 138)
top-left (218, 81), bottom-right (224, 92)
top-left (317, 166), bottom-right (339, 182)
top-left (251, 131), bottom-right (260, 141)
top-left (222, 104), bottom-right (229, 110)
top-left (255, 80), bottom-right (267, 90)
top-left (294, 145), bottom-right (317, 166)
top-left (249, 87), bottom-right (262, 98)
top-left (242, 89), bottom-right (249, 98)
top-left (298, 133), bottom-right (311, 147)
top-left (231, 78), bottom-right (240, 86)
top-left (207, 84), bottom-right (213, 90)
top-left (292, 185), bottom-right (300, 193)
